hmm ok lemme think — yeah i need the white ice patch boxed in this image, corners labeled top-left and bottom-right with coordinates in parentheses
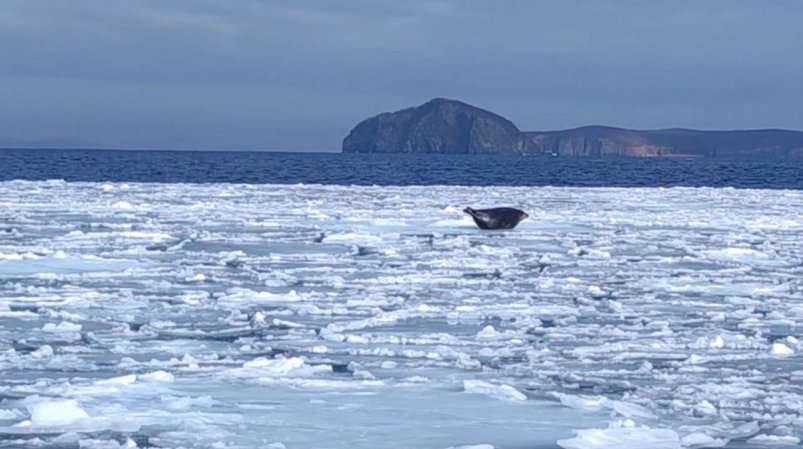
top-left (557, 420), bottom-right (681, 449)
top-left (225, 357), bottom-right (331, 381)
top-left (476, 325), bottom-right (501, 340)
top-left (0, 252), bottom-right (40, 260)
top-left (26, 399), bottom-right (89, 427)
top-left (771, 342), bottom-right (794, 356)
top-left (463, 380), bottom-right (527, 402)
top-left (551, 393), bottom-right (609, 411)
top-left (138, 371), bottom-right (175, 383)
top-left (221, 288), bottom-right (302, 303)
top-left (110, 201), bottom-right (133, 210)
top-left (746, 435), bottom-right (802, 446)
top-left (680, 432), bottom-right (727, 448)
top-left (95, 374), bottom-right (137, 386)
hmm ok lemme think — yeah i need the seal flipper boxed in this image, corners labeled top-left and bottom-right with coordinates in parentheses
top-left (463, 207), bottom-right (489, 219)
top-left (463, 207), bottom-right (494, 230)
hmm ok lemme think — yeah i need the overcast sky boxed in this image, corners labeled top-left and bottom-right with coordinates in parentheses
top-left (2, 1), bottom-right (802, 151)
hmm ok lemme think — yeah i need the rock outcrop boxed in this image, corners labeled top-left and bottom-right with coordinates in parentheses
top-left (342, 98), bottom-right (531, 154)
top-left (343, 98), bottom-right (803, 157)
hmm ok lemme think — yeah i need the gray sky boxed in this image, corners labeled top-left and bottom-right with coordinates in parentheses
top-left (2, 0), bottom-right (802, 151)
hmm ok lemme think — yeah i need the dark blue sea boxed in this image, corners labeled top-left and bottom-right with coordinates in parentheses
top-left (2, 148), bottom-right (802, 188)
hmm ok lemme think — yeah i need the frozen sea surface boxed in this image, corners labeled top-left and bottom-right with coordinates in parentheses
top-left (1, 181), bottom-right (802, 449)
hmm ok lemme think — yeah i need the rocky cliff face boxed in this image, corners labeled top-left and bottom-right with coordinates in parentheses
top-left (527, 126), bottom-right (803, 158)
top-left (343, 99), bottom-right (803, 157)
top-left (342, 98), bottom-right (531, 154)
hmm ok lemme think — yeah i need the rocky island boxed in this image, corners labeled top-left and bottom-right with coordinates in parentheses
top-left (342, 98), bottom-right (803, 158)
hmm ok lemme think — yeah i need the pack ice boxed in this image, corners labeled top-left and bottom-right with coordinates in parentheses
top-left (1, 181), bottom-right (802, 448)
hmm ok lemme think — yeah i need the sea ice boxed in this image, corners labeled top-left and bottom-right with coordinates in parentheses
top-left (2, 182), bottom-right (802, 448)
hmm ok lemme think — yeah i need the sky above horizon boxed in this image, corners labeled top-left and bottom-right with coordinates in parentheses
top-left (2, 1), bottom-right (803, 151)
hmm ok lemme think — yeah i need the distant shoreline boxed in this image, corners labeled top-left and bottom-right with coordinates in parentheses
top-left (343, 98), bottom-right (803, 158)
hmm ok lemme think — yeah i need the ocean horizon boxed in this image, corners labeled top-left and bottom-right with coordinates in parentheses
top-left (3, 148), bottom-right (802, 189)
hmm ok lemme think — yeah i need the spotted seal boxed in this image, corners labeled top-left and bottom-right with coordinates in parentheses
top-left (463, 207), bottom-right (529, 230)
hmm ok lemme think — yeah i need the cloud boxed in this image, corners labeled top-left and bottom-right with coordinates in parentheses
top-left (1, 0), bottom-right (802, 150)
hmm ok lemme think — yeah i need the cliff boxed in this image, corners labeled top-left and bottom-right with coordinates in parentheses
top-left (527, 126), bottom-right (803, 158)
top-left (342, 99), bottom-right (803, 157)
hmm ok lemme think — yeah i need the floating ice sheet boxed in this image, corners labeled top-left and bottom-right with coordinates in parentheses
top-left (1, 181), bottom-right (802, 448)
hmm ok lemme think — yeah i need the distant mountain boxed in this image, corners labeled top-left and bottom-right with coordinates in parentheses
top-left (342, 98), bottom-right (803, 157)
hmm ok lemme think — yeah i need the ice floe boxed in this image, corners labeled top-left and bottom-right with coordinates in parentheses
top-left (2, 182), bottom-right (802, 448)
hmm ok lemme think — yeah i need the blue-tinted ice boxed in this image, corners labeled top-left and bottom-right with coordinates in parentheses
top-left (1, 181), bottom-right (802, 448)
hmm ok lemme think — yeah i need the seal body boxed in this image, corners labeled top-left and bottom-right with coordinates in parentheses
top-left (463, 207), bottom-right (529, 230)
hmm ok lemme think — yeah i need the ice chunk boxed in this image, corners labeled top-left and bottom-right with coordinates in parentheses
top-left (27, 399), bottom-right (89, 427)
top-left (693, 400), bottom-right (718, 417)
top-left (746, 435), bottom-right (801, 446)
top-left (0, 252), bottom-right (25, 260)
top-left (225, 356), bottom-right (331, 380)
top-left (463, 380), bottom-right (527, 402)
top-left (557, 420), bottom-right (681, 449)
top-left (476, 325), bottom-right (501, 340)
top-left (31, 345), bottom-right (54, 359)
top-left (222, 288), bottom-right (302, 303)
top-left (551, 393), bottom-right (654, 419)
top-left (551, 393), bottom-right (609, 411)
top-left (611, 401), bottom-right (656, 419)
top-left (587, 285), bottom-right (607, 298)
top-left (709, 336), bottom-right (725, 349)
top-left (244, 356), bottom-right (303, 371)
top-left (139, 370), bottom-right (175, 383)
top-left (680, 432), bottom-right (726, 448)
top-left (771, 343), bottom-right (794, 356)
top-left (110, 201), bottom-right (133, 209)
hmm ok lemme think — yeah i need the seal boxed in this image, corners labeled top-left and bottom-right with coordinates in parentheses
top-left (463, 207), bottom-right (529, 230)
